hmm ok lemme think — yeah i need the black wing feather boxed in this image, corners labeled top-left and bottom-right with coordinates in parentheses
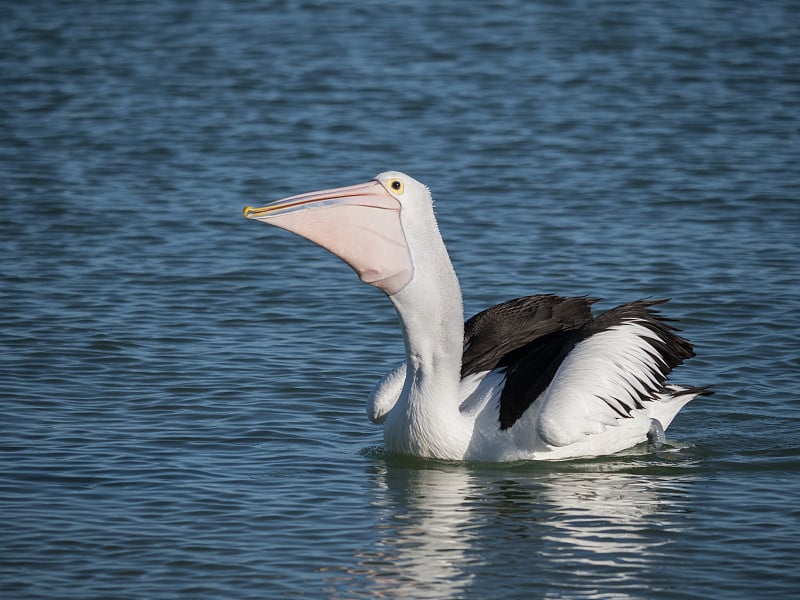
top-left (461, 294), bottom-right (597, 377)
top-left (462, 296), bottom-right (704, 431)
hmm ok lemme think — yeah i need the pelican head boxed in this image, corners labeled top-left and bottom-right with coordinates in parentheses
top-left (244, 171), bottom-right (435, 296)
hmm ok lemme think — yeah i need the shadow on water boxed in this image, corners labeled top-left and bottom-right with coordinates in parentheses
top-left (327, 445), bottom-right (704, 599)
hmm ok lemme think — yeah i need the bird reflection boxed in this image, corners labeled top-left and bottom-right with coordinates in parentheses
top-left (326, 453), bottom-right (694, 598)
top-left (346, 460), bottom-right (478, 599)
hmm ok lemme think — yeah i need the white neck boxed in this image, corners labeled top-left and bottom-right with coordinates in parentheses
top-left (383, 224), bottom-right (468, 458)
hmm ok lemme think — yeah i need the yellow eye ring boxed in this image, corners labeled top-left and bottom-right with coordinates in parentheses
top-left (386, 178), bottom-right (404, 195)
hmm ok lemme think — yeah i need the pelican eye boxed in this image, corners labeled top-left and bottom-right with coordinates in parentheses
top-left (387, 178), bottom-right (404, 194)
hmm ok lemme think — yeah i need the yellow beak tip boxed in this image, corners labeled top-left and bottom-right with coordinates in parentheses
top-left (243, 205), bottom-right (254, 219)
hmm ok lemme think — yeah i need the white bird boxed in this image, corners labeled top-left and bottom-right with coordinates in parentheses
top-left (244, 171), bottom-right (710, 461)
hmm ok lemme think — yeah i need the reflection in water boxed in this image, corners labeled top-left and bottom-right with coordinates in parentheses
top-left (343, 462), bottom-right (478, 599)
top-left (328, 456), bottom-right (695, 599)
top-left (536, 472), bottom-right (671, 579)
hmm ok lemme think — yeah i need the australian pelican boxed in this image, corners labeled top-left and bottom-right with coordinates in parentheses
top-left (244, 172), bottom-right (710, 461)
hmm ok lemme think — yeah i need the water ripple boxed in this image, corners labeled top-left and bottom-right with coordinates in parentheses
top-left (2, 0), bottom-right (799, 598)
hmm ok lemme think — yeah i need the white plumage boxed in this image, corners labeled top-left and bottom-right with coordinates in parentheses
top-left (245, 171), bottom-right (710, 461)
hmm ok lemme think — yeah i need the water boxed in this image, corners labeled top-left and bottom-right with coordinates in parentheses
top-left (2, 0), bottom-right (799, 597)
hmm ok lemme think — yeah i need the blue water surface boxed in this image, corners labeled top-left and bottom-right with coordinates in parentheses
top-left (2, 1), bottom-right (799, 598)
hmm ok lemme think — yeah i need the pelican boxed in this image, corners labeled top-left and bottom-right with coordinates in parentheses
top-left (244, 171), bottom-right (710, 461)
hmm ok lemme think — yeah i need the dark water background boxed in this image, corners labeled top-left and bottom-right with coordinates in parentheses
top-left (2, 1), bottom-right (799, 598)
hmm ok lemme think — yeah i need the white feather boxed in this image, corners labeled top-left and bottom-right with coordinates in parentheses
top-left (367, 361), bottom-right (405, 424)
top-left (533, 322), bottom-right (669, 448)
